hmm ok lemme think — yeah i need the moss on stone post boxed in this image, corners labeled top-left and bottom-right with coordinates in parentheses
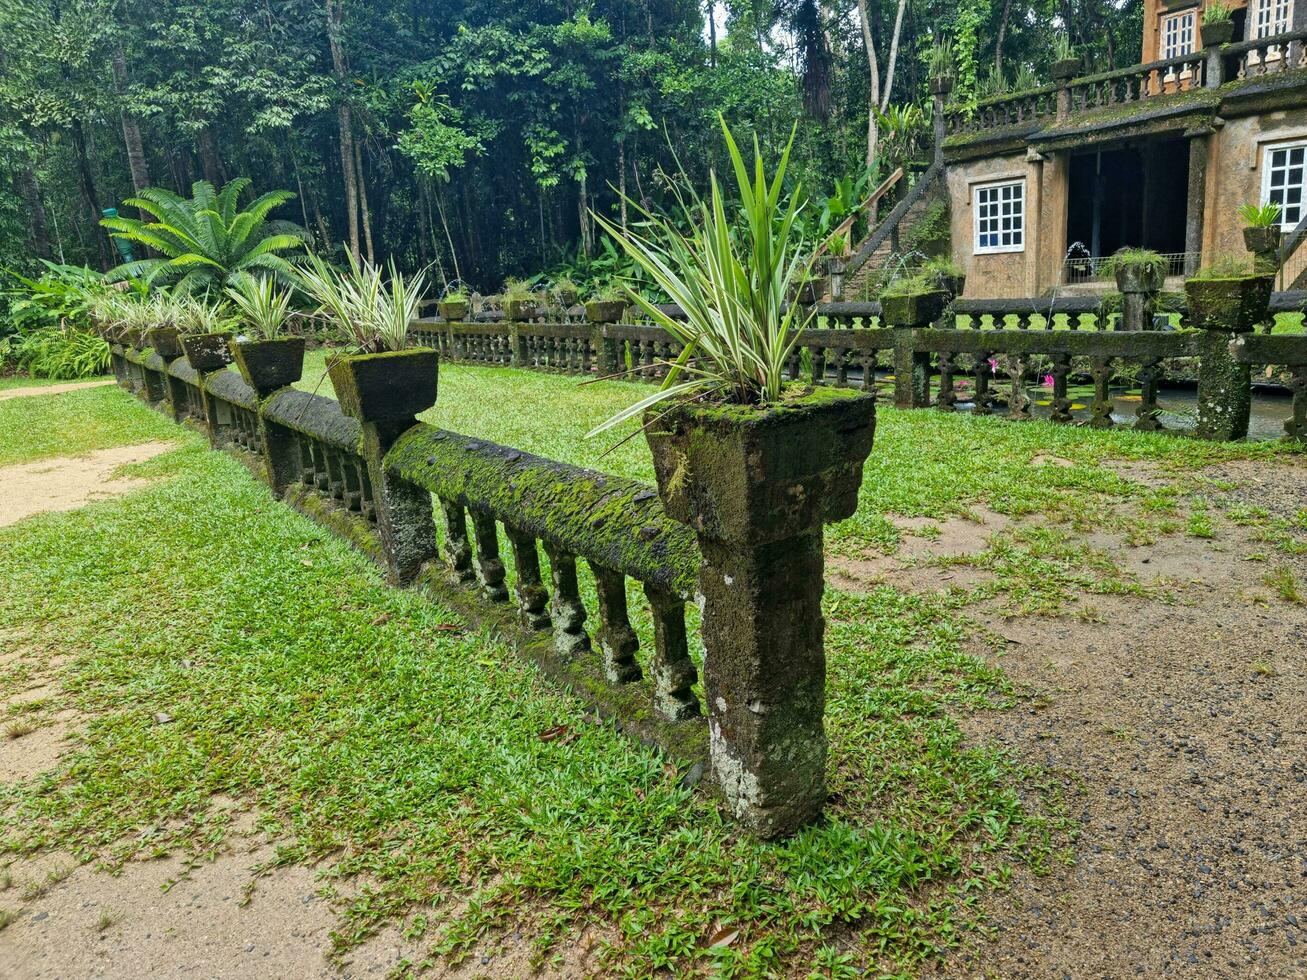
top-left (646, 387), bottom-right (876, 838)
top-left (329, 349), bottom-right (441, 584)
top-left (1196, 329), bottom-right (1252, 440)
top-left (232, 338), bottom-right (307, 496)
top-left (1187, 275), bottom-right (1272, 441)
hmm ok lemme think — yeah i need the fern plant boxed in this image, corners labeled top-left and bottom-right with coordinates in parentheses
top-left (101, 178), bottom-right (305, 292)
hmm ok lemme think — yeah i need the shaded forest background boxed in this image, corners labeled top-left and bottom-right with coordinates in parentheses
top-left (0, 0), bottom-right (1141, 292)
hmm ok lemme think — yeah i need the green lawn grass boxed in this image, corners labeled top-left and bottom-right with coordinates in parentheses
top-left (0, 384), bottom-right (181, 466)
top-left (0, 387), bottom-right (1066, 976)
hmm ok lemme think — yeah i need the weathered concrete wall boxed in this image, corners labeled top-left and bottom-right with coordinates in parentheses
top-left (946, 151), bottom-right (1066, 298)
top-left (1205, 108), bottom-right (1307, 265)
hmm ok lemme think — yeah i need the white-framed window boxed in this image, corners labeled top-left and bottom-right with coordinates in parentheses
top-left (1253, 0), bottom-right (1293, 39)
top-left (1262, 141), bottom-right (1307, 230)
top-left (1161, 10), bottom-right (1196, 59)
top-left (974, 180), bottom-right (1025, 254)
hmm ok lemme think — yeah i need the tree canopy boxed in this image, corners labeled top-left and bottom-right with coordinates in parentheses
top-left (0, 0), bottom-right (1143, 294)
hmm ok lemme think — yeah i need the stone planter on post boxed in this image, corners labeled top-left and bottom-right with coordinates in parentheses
top-left (646, 387), bottom-right (876, 838)
top-left (1243, 226), bottom-right (1283, 276)
top-left (1114, 265), bottom-right (1165, 332)
top-left (329, 348), bottom-right (441, 584)
top-left (231, 337), bottom-right (307, 495)
top-left (1186, 274), bottom-right (1274, 440)
top-left (181, 332), bottom-right (235, 446)
top-left (881, 289), bottom-right (948, 408)
top-left (587, 301), bottom-right (629, 376)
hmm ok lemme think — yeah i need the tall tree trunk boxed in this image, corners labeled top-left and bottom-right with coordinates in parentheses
top-left (707, 0), bottom-right (717, 67)
top-left (618, 137), bottom-right (628, 232)
top-left (354, 138), bottom-right (375, 263)
top-left (196, 127), bottom-right (225, 186)
top-left (70, 120), bottom-right (111, 269)
top-left (856, 0), bottom-right (906, 170)
top-left (17, 163), bottom-right (51, 259)
top-left (327, 0), bottom-right (360, 262)
top-left (110, 44), bottom-right (150, 198)
top-left (994, 0), bottom-right (1014, 76)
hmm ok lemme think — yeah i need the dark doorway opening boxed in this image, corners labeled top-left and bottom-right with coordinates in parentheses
top-left (1065, 139), bottom-right (1189, 274)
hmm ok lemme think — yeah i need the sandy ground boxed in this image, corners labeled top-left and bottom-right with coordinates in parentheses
top-left (0, 380), bottom-right (115, 402)
top-left (0, 442), bottom-right (175, 527)
top-left (832, 459), bottom-right (1307, 980)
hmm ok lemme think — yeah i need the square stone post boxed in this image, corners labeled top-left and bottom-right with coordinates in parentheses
top-left (892, 328), bottom-right (931, 407)
top-left (646, 389), bottom-right (876, 838)
top-left (329, 350), bottom-right (441, 585)
top-left (231, 338), bottom-right (307, 497)
top-left (1185, 130), bottom-right (1212, 276)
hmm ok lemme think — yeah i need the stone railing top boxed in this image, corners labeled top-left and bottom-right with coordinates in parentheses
top-left (204, 369), bottom-right (259, 411)
top-left (386, 424), bottom-right (700, 598)
top-left (261, 388), bottom-right (363, 452)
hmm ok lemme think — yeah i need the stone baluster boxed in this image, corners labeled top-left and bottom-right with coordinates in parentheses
top-left (470, 510), bottom-right (509, 601)
top-left (1135, 357), bottom-right (1164, 431)
top-left (542, 543), bottom-right (590, 659)
top-left (506, 526), bottom-right (551, 629)
top-left (589, 564), bottom-right (642, 683)
top-left (936, 351), bottom-right (957, 411)
top-left (439, 498), bottom-right (475, 583)
top-left (643, 584), bottom-right (701, 722)
top-left (1286, 363), bottom-right (1307, 441)
top-left (1049, 353), bottom-right (1073, 424)
top-left (1006, 354), bottom-right (1032, 420)
top-left (1089, 356), bottom-right (1115, 428)
top-left (973, 352), bottom-right (995, 415)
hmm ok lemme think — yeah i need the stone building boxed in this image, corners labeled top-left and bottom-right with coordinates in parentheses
top-left (839, 7), bottom-right (1307, 300)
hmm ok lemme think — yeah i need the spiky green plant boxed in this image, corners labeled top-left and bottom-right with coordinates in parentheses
top-left (100, 178), bottom-right (305, 292)
top-left (298, 253), bottom-right (424, 352)
top-left (1238, 201), bottom-right (1282, 228)
top-left (226, 275), bottom-right (294, 340)
top-left (588, 117), bottom-right (812, 436)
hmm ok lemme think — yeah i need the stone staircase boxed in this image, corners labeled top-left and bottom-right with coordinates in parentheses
top-left (832, 163), bottom-right (949, 301)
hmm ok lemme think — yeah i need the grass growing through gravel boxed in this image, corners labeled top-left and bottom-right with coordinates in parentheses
top-left (0, 391), bottom-right (1067, 977)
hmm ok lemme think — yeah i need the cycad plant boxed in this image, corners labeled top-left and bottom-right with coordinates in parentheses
top-left (226, 274), bottom-right (294, 340)
top-left (101, 178), bottom-right (305, 292)
top-left (588, 118), bottom-right (814, 436)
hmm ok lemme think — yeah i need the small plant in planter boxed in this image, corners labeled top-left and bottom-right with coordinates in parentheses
top-left (583, 282), bottom-right (628, 323)
top-left (500, 278), bottom-right (538, 321)
top-left (927, 37), bottom-right (956, 95)
top-left (1239, 201), bottom-right (1283, 257)
top-left (879, 274), bottom-right (950, 326)
top-left (1101, 248), bottom-right (1168, 294)
top-left (144, 293), bottom-right (186, 360)
top-left (299, 252), bottom-right (437, 424)
top-left (1201, 1), bottom-right (1235, 47)
top-left (438, 284), bottom-right (471, 321)
top-left (225, 274), bottom-right (303, 395)
top-left (1049, 32), bottom-right (1082, 80)
top-left (590, 119), bottom-right (875, 836)
top-left (1185, 256), bottom-right (1275, 332)
top-left (177, 296), bottom-right (236, 371)
top-left (551, 276), bottom-right (580, 308)
top-left (921, 256), bottom-right (966, 298)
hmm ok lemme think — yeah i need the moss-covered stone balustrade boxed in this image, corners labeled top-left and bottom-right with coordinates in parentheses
top-left (411, 294), bottom-right (1307, 439)
top-left (109, 334), bottom-right (874, 838)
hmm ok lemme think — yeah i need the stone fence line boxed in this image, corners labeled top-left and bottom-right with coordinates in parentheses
top-left (415, 296), bottom-right (1307, 442)
top-left (108, 334), bottom-right (871, 839)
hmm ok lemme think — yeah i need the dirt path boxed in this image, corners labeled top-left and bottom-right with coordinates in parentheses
top-left (834, 460), bottom-right (1307, 979)
top-left (0, 442), bottom-right (175, 527)
top-left (0, 380), bottom-right (115, 402)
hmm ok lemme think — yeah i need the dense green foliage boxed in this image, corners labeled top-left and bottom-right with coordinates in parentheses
top-left (0, 0), bottom-right (1142, 298)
